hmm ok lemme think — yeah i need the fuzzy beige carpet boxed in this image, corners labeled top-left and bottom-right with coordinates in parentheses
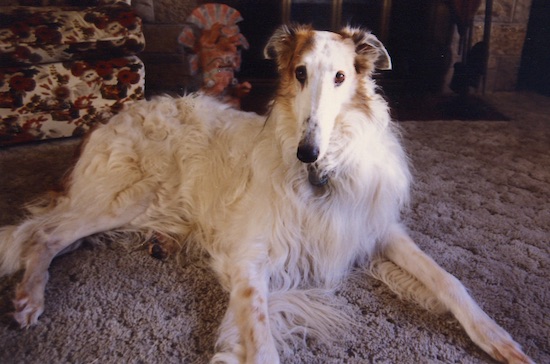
top-left (0, 92), bottom-right (548, 363)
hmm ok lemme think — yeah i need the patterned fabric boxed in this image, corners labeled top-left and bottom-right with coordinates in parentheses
top-left (0, 56), bottom-right (144, 145)
top-left (0, 1), bottom-right (145, 145)
top-left (0, 2), bottom-right (145, 66)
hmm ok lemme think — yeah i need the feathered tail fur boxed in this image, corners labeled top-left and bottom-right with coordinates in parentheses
top-left (369, 258), bottom-right (447, 314)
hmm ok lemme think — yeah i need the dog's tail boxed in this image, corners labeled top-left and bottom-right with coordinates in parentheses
top-left (269, 288), bottom-right (354, 355)
top-left (368, 258), bottom-right (447, 314)
top-left (214, 287), bottom-right (354, 359)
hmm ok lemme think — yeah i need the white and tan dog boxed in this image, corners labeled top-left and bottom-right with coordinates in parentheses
top-left (0, 25), bottom-right (533, 364)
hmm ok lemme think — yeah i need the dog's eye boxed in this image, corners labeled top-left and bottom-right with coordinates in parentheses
top-left (295, 66), bottom-right (307, 84)
top-left (335, 71), bottom-right (345, 86)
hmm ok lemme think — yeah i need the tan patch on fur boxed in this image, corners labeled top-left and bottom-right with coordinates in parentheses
top-left (269, 29), bottom-right (315, 121)
top-left (273, 25), bottom-right (316, 99)
top-left (339, 27), bottom-right (381, 75)
top-left (242, 286), bottom-right (255, 298)
top-left (350, 77), bottom-right (373, 118)
top-left (286, 29), bottom-right (316, 74)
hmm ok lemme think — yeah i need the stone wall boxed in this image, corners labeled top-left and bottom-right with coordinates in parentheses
top-left (473, 0), bottom-right (533, 92)
top-left (153, 0), bottom-right (197, 23)
top-left (137, 0), bottom-right (199, 95)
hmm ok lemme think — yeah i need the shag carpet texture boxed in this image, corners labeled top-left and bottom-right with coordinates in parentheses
top-left (0, 92), bottom-right (548, 363)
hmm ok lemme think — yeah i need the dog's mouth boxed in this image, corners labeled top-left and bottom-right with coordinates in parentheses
top-left (296, 141), bottom-right (330, 187)
top-left (307, 164), bottom-right (329, 187)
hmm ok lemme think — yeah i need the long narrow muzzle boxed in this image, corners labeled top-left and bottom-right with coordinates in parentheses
top-left (297, 117), bottom-right (320, 163)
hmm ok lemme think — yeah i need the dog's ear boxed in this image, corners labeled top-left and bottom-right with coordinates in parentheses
top-left (339, 27), bottom-right (392, 72)
top-left (264, 24), bottom-right (314, 71)
top-left (263, 25), bottom-right (291, 62)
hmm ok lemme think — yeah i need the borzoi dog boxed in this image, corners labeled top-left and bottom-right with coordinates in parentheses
top-left (0, 25), bottom-right (533, 364)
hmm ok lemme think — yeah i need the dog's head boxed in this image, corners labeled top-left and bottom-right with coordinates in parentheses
top-left (264, 25), bottom-right (391, 186)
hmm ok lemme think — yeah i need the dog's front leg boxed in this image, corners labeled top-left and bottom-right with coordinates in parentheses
top-left (381, 224), bottom-right (534, 364)
top-left (214, 262), bottom-right (279, 364)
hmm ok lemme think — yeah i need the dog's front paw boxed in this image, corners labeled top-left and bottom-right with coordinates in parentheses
top-left (12, 289), bottom-right (45, 328)
top-left (471, 318), bottom-right (534, 364)
top-left (490, 339), bottom-right (534, 364)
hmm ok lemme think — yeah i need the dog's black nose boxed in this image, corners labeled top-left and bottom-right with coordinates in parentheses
top-left (297, 144), bottom-right (319, 163)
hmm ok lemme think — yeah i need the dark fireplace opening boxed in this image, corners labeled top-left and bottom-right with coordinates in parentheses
top-left (518, 0), bottom-right (550, 96)
top-left (191, 0), bottom-right (507, 121)
top-left (217, 0), bottom-right (455, 95)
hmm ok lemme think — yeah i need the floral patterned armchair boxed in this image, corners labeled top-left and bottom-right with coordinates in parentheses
top-left (0, 0), bottom-right (145, 146)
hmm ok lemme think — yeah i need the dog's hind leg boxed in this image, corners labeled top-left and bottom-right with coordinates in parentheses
top-left (378, 224), bottom-right (534, 364)
top-left (11, 197), bottom-right (148, 328)
top-left (3, 167), bottom-right (155, 328)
